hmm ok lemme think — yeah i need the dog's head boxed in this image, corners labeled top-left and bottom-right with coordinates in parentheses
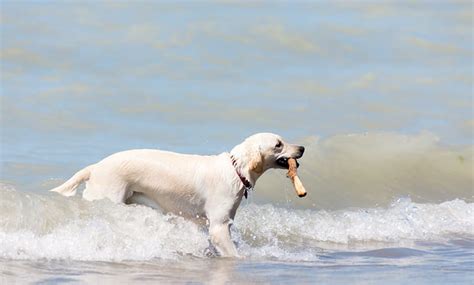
top-left (231, 133), bottom-right (305, 176)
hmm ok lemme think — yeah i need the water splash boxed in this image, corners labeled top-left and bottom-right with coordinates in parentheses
top-left (1, 185), bottom-right (472, 262)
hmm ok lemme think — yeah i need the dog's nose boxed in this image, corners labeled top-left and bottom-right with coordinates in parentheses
top-left (299, 146), bottom-right (305, 155)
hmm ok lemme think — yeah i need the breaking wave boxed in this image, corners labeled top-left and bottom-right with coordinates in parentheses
top-left (256, 132), bottom-right (473, 209)
top-left (1, 184), bottom-right (472, 262)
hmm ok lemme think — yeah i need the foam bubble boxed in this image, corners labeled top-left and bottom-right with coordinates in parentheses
top-left (0, 186), bottom-right (208, 261)
top-left (235, 198), bottom-right (473, 247)
top-left (1, 186), bottom-right (472, 262)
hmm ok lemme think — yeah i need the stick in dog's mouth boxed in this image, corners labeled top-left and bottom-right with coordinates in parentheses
top-left (286, 158), bottom-right (307, 198)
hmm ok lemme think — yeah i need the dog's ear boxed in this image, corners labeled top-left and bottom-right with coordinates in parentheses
top-left (249, 150), bottom-right (264, 174)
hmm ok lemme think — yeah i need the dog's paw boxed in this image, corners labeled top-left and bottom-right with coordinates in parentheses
top-left (203, 246), bottom-right (219, 258)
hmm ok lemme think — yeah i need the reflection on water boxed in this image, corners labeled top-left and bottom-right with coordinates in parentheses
top-left (2, 238), bottom-right (473, 285)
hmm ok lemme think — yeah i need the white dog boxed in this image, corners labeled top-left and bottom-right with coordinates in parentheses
top-left (50, 133), bottom-right (305, 257)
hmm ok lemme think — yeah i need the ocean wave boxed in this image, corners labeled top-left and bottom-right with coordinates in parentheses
top-left (1, 185), bottom-right (472, 262)
top-left (3, 132), bottom-right (472, 210)
top-left (256, 132), bottom-right (473, 209)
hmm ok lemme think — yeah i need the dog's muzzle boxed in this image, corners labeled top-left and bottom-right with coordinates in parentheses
top-left (276, 145), bottom-right (305, 168)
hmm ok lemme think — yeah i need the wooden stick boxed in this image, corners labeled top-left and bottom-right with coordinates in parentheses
top-left (287, 158), bottom-right (307, 197)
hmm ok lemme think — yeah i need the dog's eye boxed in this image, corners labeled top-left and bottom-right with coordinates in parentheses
top-left (275, 141), bottom-right (282, 148)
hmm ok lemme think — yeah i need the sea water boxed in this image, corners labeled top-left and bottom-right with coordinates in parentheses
top-left (0, 185), bottom-right (473, 284)
top-left (1, 134), bottom-right (473, 284)
top-left (1, 1), bottom-right (473, 284)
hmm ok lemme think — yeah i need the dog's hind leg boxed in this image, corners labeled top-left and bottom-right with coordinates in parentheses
top-left (83, 179), bottom-right (131, 203)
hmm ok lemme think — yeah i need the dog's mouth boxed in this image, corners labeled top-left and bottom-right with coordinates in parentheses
top-left (276, 157), bottom-right (299, 168)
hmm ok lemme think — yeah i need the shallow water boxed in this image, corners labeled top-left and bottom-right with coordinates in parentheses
top-left (1, 1), bottom-right (473, 284)
top-left (1, 185), bottom-right (473, 284)
top-left (2, 247), bottom-right (473, 285)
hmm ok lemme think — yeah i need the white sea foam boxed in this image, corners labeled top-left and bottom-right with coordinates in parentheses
top-left (1, 185), bottom-right (472, 262)
top-left (0, 185), bottom-right (208, 261)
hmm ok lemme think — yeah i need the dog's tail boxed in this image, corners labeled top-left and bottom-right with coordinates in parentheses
top-left (50, 164), bottom-right (95, 197)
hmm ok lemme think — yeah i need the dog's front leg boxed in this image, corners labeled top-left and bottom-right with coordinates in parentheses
top-left (209, 221), bottom-right (239, 257)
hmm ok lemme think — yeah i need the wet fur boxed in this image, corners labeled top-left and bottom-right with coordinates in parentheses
top-left (50, 133), bottom-right (304, 257)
